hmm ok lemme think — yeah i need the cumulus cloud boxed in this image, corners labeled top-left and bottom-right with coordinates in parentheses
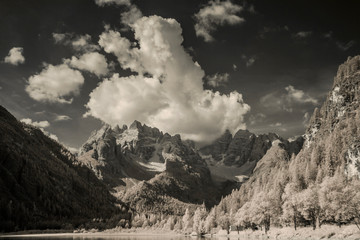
top-left (65, 52), bottom-right (109, 76)
top-left (53, 33), bottom-right (99, 52)
top-left (206, 72), bottom-right (229, 87)
top-left (94, 0), bottom-right (130, 7)
top-left (21, 118), bottom-right (50, 128)
top-left (121, 4), bottom-right (143, 27)
top-left (4, 47), bottom-right (25, 65)
top-left (26, 64), bottom-right (84, 104)
top-left (86, 16), bottom-right (250, 142)
top-left (194, 0), bottom-right (244, 42)
top-left (54, 114), bottom-right (72, 121)
top-left (260, 85), bottom-right (318, 113)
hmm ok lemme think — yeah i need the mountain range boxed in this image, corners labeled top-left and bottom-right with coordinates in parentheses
top-left (1, 55), bottom-right (359, 232)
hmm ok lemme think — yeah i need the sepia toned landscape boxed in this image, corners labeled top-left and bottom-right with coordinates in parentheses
top-left (1, 0), bottom-right (360, 239)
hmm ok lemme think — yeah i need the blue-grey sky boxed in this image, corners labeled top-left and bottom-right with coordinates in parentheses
top-left (1, 0), bottom-right (359, 150)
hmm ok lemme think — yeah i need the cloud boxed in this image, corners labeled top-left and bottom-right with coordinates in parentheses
top-left (86, 16), bottom-right (250, 142)
top-left (21, 118), bottom-right (50, 128)
top-left (21, 118), bottom-right (59, 141)
top-left (249, 113), bottom-right (266, 125)
top-left (260, 85), bottom-right (318, 113)
top-left (53, 33), bottom-right (100, 52)
top-left (26, 64), bottom-right (84, 104)
top-left (285, 85), bottom-right (318, 104)
top-left (336, 40), bottom-right (355, 51)
top-left (54, 114), bottom-right (72, 122)
top-left (206, 72), bottom-right (229, 87)
top-left (323, 31), bottom-right (355, 51)
top-left (241, 54), bottom-right (256, 67)
top-left (94, 0), bottom-right (130, 7)
top-left (4, 47), bottom-right (25, 65)
top-left (121, 4), bottom-right (143, 27)
top-left (294, 31), bottom-right (312, 38)
top-left (303, 112), bottom-right (310, 126)
top-left (270, 122), bottom-right (282, 127)
top-left (194, 0), bottom-right (244, 42)
top-left (65, 52), bottom-right (109, 77)
top-left (232, 64), bottom-right (237, 71)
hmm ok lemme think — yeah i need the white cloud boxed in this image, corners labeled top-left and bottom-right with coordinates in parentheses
top-left (86, 16), bottom-right (250, 142)
top-left (53, 33), bottom-right (99, 52)
top-left (21, 118), bottom-right (50, 128)
top-left (4, 47), bottom-right (25, 65)
top-left (294, 31), bottom-right (312, 38)
top-left (26, 64), bottom-right (84, 104)
top-left (121, 4), bottom-right (143, 27)
top-left (285, 85), bottom-right (318, 105)
top-left (303, 112), bottom-right (310, 126)
top-left (94, 0), bottom-right (130, 7)
top-left (53, 33), bottom-right (68, 43)
top-left (194, 0), bottom-right (244, 42)
top-left (206, 72), bottom-right (229, 87)
top-left (54, 114), bottom-right (72, 122)
top-left (21, 118), bottom-right (59, 141)
top-left (232, 64), bottom-right (237, 71)
top-left (260, 85), bottom-right (318, 113)
top-left (270, 122), bottom-right (282, 127)
top-left (65, 52), bottom-right (109, 77)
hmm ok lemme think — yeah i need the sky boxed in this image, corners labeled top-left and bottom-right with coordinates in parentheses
top-left (1, 0), bottom-right (360, 150)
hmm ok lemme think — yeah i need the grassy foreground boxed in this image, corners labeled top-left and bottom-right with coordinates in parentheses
top-left (219, 225), bottom-right (360, 240)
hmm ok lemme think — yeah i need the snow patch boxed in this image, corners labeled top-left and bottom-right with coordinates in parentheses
top-left (138, 161), bottom-right (166, 172)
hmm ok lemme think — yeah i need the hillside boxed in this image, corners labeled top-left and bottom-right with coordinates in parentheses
top-left (0, 106), bottom-right (128, 232)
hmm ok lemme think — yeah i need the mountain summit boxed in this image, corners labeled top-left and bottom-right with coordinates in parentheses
top-left (78, 121), bottom-right (219, 214)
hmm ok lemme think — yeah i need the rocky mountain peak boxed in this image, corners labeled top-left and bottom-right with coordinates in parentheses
top-left (335, 55), bottom-right (360, 86)
top-left (200, 128), bottom-right (284, 167)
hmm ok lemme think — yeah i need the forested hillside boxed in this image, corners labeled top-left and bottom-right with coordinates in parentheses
top-left (0, 106), bottom-right (130, 232)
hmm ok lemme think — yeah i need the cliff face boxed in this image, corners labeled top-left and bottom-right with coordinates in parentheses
top-left (0, 106), bottom-right (120, 232)
top-left (78, 121), bottom-right (219, 214)
top-left (302, 55), bottom-right (360, 177)
top-left (200, 129), bottom-right (284, 167)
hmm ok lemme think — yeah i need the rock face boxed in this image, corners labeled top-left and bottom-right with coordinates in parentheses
top-left (0, 105), bottom-right (121, 232)
top-left (302, 55), bottom-right (360, 177)
top-left (199, 128), bottom-right (303, 197)
top-left (78, 121), bottom-right (218, 214)
top-left (200, 130), bottom-right (283, 167)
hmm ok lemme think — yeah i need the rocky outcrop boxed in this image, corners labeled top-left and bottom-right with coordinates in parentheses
top-left (78, 121), bottom-right (219, 213)
top-left (200, 129), bottom-right (283, 167)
